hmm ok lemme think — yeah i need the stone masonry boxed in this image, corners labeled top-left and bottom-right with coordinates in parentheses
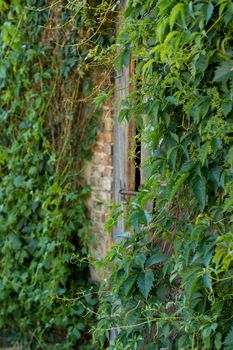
top-left (84, 102), bottom-right (114, 281)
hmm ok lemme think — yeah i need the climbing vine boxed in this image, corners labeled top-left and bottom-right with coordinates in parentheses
top-left (2, 1), bottom-right (233, 349)
top-left (0, 0), bottom-right (115, 349)
top-left (95, 1), bottom-right (233, 349)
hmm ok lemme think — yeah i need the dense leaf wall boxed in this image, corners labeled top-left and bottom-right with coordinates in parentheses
top-left (95, 1), bottom-right (233, 349)
top-left (0, 1), bottom-right (114, 349)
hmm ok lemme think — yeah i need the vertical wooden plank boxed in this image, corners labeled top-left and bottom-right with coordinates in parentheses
top-left (111, 2), bottom-right (130, 340)
top-left (111, 2), bottom-right (137, 342)
top-left (127, 59), bottom-right (136, 192)
top-left (114, 68), bottom-right (129, 241)
top-left (113, 0), bottom-right (133, 242)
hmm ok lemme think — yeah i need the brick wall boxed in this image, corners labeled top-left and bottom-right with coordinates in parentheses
top-left (84, 102), bottom-right (114, 281)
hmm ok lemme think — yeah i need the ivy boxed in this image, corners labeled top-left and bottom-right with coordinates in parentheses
top-left (95, 1), bottom-right (233, 349)
top-left (2, 0), bottom-right (233, 349)
top-left (0, 0), bottom-right (114, 349)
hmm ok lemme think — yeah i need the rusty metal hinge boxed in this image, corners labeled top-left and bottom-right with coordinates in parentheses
top-left (119, 189), bottom-right (138, 196)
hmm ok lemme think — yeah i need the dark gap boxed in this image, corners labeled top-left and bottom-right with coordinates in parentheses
top-left (135, 128), bottom-right (141, 191)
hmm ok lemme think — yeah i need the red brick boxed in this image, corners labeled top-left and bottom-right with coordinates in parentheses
top-left (104, 118), bottom-right (113, 131)
top-left (94, 144), bottom-right (105, 153)
top-left (105, 132), bottom-right (114, 143)
top-left (93, 153), bottom-right (112, 166)
top-left (103, 166), bottom-right (113, 177)
top-left (82, 98), bottom-right (114, 281)
top-left (103, 144), bottom-right (112, 155)
top-left (103, 156), bottom-right (113, 166)
top-left (97, 133), bottom-right (105, 142)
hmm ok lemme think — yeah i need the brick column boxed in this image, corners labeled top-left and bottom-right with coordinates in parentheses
top-left (84, 102), bottom-right (114, 281)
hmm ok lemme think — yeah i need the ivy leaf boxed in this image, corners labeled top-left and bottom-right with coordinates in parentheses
top-left (191, 175), bottom-right (206, 211)
top-left (180, 160), bottom-right (195, 173)
top-left (13, 176), bottom-right (25, 187)
top-left (221, 100), bottom-right (232, 116)
top-left (203, 3), bottom-right (214, 24)
top-left (169, 171), bottom-right (190, 201)
top-left (169, 3), bottom-right (186, 30)
top-left (134, 253), bottom-right (147, 269)
top-left (129, 209), bottom-right (151, 230)
top-left (123, 275), bottom-right (137, 297)
top-left (71, 327), bottom-right (81, 340)
top-left (224, 325), bottom-right (233, 345)
top-left (202, 272), bottom-right (212, 290)
top-left (0, 111), bottom-right (9, 122)
top-left (146, 254), bottom-right (167, 267)
top-left (214, 61), bottom-right (233, 82)
top-left (167, 146), bottom-right (178, 171)
top-left (156, 284), bottom-right (168, 301)
top-left (188, 1), bottom-right (195, 19)
top-left (115, 46), bottom-right (131, 74)
top-left (118, 108), bottom-right (130, 122)
top-left (214, 332), bottom-right (222, 350)
top-left (115, 49), bottom-right (124, 74)
top-left (191, 96), bottom-right (210, 123)
top-left (185, 273), bottom-right (201, 304)
top-left (9, 234), bottom-right (22, 250)
top-left (210, 165), bottom-right (221, 187)
top-left (137, 271), bottom-right (154, 299)
top-left (156, 17), bottom-right (169, 43)
top-left (122, 46), bottom-right (131, 68)
top-left (166, 96), bottom-right (177, 105)
top-left (142, 59), bottom-right (154, 77)
top-left (0, 64), bottom-right (7, 79)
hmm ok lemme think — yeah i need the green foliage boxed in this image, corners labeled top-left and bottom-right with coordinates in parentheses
top-left (224, 325), bottom-right (233, 347)
top-left (95, 0), bottom-right (233, 349)
top-left (0, 0), bottom-right (114, 349)
top-left (137, 271), bottom-right (154, 299)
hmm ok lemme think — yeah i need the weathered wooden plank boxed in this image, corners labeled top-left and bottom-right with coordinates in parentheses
top-left (110, 1), bottom-right (131, 341)
top-left (113, 66), bottom-right (130, 241)
top-left (128, 59), bottom-right (137, 192)
top-left (113, 0), bottom-right (133, 242)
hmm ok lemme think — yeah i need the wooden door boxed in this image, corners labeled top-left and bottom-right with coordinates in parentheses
top-left (113, 0), bottom-right (137, 242)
